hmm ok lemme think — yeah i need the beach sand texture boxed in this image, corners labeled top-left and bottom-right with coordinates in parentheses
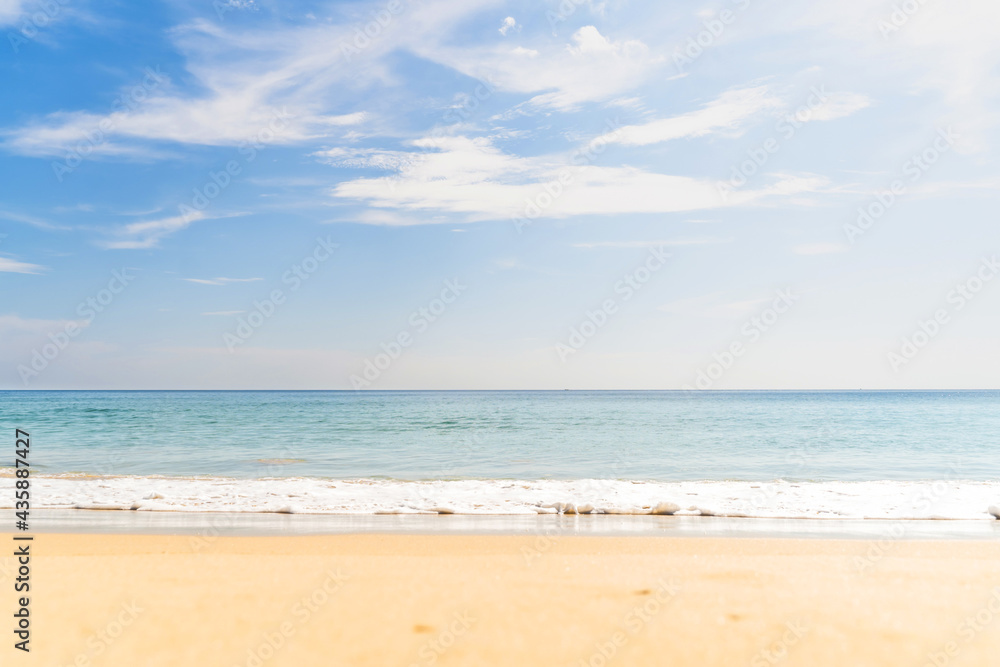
top-left (4, 533), bottom-right (1000, 666)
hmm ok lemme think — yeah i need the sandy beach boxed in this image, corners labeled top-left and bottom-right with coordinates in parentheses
top-left (4, 532), bottom-right (1000, 666)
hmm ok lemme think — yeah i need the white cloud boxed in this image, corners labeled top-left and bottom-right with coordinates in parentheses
top-left (0, 0), bottom-right (25, 25)
top-left (493, 257), bottom-right (522, 270)
top-left (498, 16), bottom-right (518, 36)
top-left (607, 96), bottom-right (644, 109)
top-left (573, 237), bottom-right (734, 249)
top-left (807, 91), bottom-right (870, 121)
top-left (349, 210), bottom-right (423, 226)
top-left (0, 256), bottom-right (46, 274)
top-left (4, 102), bottom-right (365, 158)
top-left (99, 211), bottom-right (209, 249)
top-left (184, 277), bottom-right (262, 286)
top-left (417, 25), bottom-right (662, 111)
top-left (220, 0), bottom-right (257, 11)
top-left (569, 25), bottom-right (615, 54)
top-left (0, 209), bottom-right (70, 230)
top-left (330, 134), bottom-right (827, 223)
top-left (607, 85), bottom-right (782, 147)
top-left (792, 0), bottom-right (1000, 149)
top-left (2, 0), bottom-right (492, 158)
top-left (2, 0), bottom-right (511, 158)
top-left (202, 310), bottom-right (246, 315)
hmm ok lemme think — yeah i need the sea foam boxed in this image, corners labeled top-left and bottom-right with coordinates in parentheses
top-left (2, 474), bottom-right (1000, 520)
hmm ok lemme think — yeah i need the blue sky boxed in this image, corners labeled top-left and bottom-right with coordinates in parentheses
top-left (1, 0), bottom-right (999, 389)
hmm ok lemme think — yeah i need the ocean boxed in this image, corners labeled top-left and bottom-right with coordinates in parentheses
top-left (3, 390), bottom-right (1000, 518)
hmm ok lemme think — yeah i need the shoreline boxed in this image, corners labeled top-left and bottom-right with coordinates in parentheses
top-left (21, 508), bottom-right (1000, 539)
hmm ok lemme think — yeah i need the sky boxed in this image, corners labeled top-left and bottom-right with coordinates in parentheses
top-left (1, 0), bottom-right (999, 390)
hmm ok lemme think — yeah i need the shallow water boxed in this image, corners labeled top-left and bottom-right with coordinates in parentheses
top-left (2, 390), bottom-right (999, 481)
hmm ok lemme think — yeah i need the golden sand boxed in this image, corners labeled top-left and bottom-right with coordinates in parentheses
top-left (3, 532), bottom-right (1000, 666)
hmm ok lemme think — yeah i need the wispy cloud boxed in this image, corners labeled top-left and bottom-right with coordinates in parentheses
top-left (792, 0), bottom-right (1000, 150)
top-left (573, 237), bottom-right (735, 249)
top-left (0, 0), bottom-right (495, 158)
top-left (0, 209), bottom-right (71, 231)
top-left (605, 85), bottom-right (782, 147)
top-left (807, 91), bottom-right (870, 121)
top-left (314, 147), bottom-right (419, 170)
top-left (0, 256), bottom-right (47, 274)
top-left (330, 134), bottom-right (827, 222)
top-left (0, 313), bottom-right (87, 334)
top-left (348, 210), bottom-right (423, 226)
top-left (98, 211), bottom-right (210, 249)
top-left (492, 257), bottom-right (522, 270)
top-left (419, 25), bottom-right (662, 111)
top-left (184, 277), bottom-right (262, 286)
top-left (100, 211), bottom-right (248, 249)
top-left (792, 242), bottom-right (848, 255)
top-left (202, 310), bottom-right (247, 315)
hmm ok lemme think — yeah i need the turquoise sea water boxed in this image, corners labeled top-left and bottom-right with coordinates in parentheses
top-left (2, 390), bottom-right (998, 481)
